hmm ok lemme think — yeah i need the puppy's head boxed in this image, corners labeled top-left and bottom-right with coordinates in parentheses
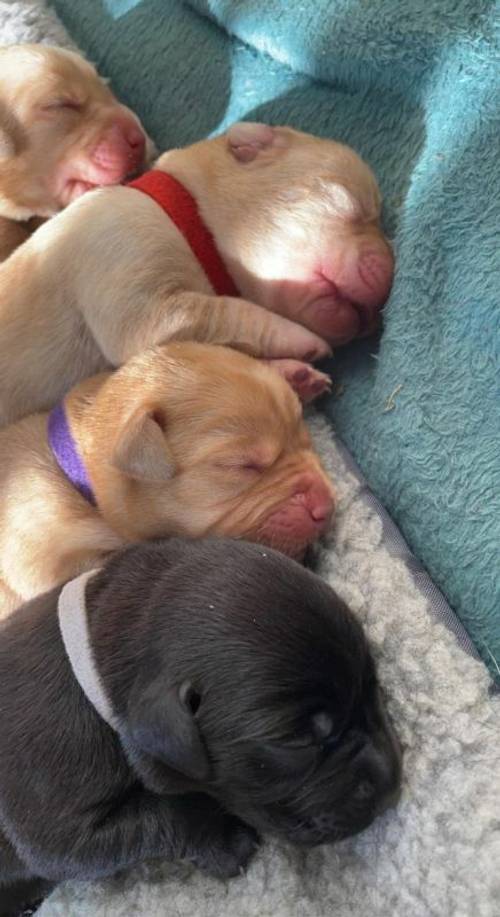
top-left (76, 343), bottom-right (335, 559)
top-left (93, 538), bottom-right (401, 846)
top-left (0, 44), bottom-right (150, 219)
top-left (159, 123), bottom-right (393, 345)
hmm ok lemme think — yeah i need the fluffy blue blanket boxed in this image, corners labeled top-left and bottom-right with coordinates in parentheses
top-left (51, 0), bottom-right (500, 677)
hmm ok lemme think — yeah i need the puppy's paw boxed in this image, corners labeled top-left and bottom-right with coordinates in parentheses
top-left (260, 316), bottom-right (331, 362)
top-left (264, 359), bottom-right (332, 403)
top-left (187, 813), bottom-right (259, 880)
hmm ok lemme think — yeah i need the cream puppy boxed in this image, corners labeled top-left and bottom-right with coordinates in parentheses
top-left (0, 43), bottom-right (150, 260)
top-left (0, 122), bottom-right (393, 426)
top-left (0, 342), bottom-right (335, 615)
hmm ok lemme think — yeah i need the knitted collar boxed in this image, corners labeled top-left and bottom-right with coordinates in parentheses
top-left (58, 569), bottom-right (120, 731)
top-left (48, 402), bottom-right (96, 505)
top-left (127, 170), bottom-right (239, 297)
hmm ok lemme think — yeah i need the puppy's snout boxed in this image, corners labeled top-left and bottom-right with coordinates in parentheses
top-left (357, 240), bottom-right (394, 307)
top-left (255, 469), bottom-right (334, 558)
top-left (329, 235), bottom-right (394, 327)
top-left (91, 119), bottom-right (146, 176)
top-left (356, 729), bottom-right (402, 815)
top-left (125, 125), bottom-right (147, 152)
top-left (299, 475), bottom-right (335, 529)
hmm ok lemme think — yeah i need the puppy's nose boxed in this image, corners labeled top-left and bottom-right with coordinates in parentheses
top-left (354, 726), bottom-right (402, 815)
top-left (302, 479), bottom-right (335, 528)
top-left (92, 121), bottom-right (146, 174)
top-left (356, 239), bottom-right (394, 307)
top-left (126, 125), bottom-right (146, 151)
top-left (309, 501), bottom-right (332, 524)
top-left (376, 782), bottom-right (402, 815)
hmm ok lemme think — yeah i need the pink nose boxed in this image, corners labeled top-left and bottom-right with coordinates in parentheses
top-left (300, 477), bottom-right (335, 529)
top-left (91, 120), bottom-right (146, 175)
top-left (357, 244), bottom-right (394, 306)
top-left (125, 125), bottom-right (146, 151)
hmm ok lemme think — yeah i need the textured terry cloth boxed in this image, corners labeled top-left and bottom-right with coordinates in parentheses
top-left (50, 0), bottom-right (500, 677)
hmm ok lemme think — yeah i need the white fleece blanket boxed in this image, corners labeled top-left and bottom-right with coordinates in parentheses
top-left (1, 4), bottom-right (499, 915)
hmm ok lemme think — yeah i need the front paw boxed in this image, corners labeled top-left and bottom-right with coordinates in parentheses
top-left (186, 812), bottom-right (259, 879)
top-left (264, 358), bottom-right (332, 403)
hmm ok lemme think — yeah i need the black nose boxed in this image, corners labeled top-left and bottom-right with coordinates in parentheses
top-left (355, 726), bottom-right (402, 814)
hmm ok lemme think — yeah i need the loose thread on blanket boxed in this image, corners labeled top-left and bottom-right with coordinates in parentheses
top-left (382, 383), bottom-right (403, 413)
top-left (484, 644), bottom-right (500, 680)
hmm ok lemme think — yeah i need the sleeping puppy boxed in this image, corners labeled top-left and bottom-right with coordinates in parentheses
top-left (0, 342), bottom-right (334, 614)
top-left (0, 121), bottom-right (393, 426)
top-left (0, 537), bottom-right (402, 905)
top-left (0, 43), bottom-right (150, 261)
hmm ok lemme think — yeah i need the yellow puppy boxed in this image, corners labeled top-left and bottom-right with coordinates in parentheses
top-left (0, 343), bottom-right (335, 616)
top-left (0, 122), bottom-right (393, 426)
top-left (0, 43), bottom-right (150, 260)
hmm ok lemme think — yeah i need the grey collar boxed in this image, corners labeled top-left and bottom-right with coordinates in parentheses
top-left (58, 570), bottom-right (120, 732)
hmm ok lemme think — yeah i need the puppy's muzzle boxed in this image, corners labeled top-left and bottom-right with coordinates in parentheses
top-left (305, 720), bottom-right (402, 846)
top-left (354, 728), bottom-right (402, 816)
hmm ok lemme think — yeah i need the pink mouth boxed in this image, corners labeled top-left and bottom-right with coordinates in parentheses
top-left (307, 276), bottom-right (381, 345)
top-left (62, 178), bottom-right (100, 205)
top-left (60, 160), bottom-right (141, 207)
top-left (256, 517), bottom-right (326, 560)
top-left (302, 241), bottom-right (394, 345)
top-left (58, 121), bottom-right (147, 208)
top-left (257, 487), bottom-right (335, 558)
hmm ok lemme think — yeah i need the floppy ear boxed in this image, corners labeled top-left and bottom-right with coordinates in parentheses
top-left (111, 408), bottom-right (175, 482)
top-left (127, 676), bottom-right (211, 783)
top-left (227, 121), bottom-right (288, 163)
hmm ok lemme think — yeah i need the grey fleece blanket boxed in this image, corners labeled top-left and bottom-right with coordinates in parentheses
top-left (0, 3), bottom-right (498, 915)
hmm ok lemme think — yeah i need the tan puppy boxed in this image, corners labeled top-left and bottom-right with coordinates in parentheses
top-left (0, 342), bottom-right (335, 614)
top-left (0, 43), bottom-right (150, 260)
top-left (0, 121), bottom-right (393, 426)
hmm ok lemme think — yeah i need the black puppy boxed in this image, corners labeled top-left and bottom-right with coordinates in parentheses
top-left (0, 537), bottom-right (401, 903)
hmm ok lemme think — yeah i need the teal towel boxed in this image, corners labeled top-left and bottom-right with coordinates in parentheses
top-left (51, 0), bottom-right (500, 678)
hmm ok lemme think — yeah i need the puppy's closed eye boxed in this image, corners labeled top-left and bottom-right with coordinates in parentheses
top-left (214, 458), bottom-right (269, 477)
top-left (288, 711), bottom-right (345, 750)
top-left (255, 716), bottom-right (346, 786)
top-left (40, 98), bottom-right (85, 114)
top-left (311, 711), bottom-right (336, 742)
top-left (232, 461), bottom-right (266, 476)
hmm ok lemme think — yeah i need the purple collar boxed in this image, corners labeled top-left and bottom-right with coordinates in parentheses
top-left (48, 403), bottom-right (96, 505)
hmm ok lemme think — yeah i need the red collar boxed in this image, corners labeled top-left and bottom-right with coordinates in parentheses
top-left (127, 170), bottom-right (239, 297)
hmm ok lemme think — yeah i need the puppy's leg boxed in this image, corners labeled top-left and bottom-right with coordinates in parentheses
top-left (87, 289), bottom-right (331, 364)
top-left (73, 191), bottom-right (331, 362)
top-left (0, 190), bottom-right (330, 427)
top-left (178, 795), bottom-right (259, 879)
top-left (28, 790), bottom-right (257, 882)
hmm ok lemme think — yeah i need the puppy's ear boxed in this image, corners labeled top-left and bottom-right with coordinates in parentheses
top-left (227, 122), bottom-right (289, 163)
top-left (127, 676), bottom-right (211, 783)
top-left (111, 407), bottom-right (174, 482)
